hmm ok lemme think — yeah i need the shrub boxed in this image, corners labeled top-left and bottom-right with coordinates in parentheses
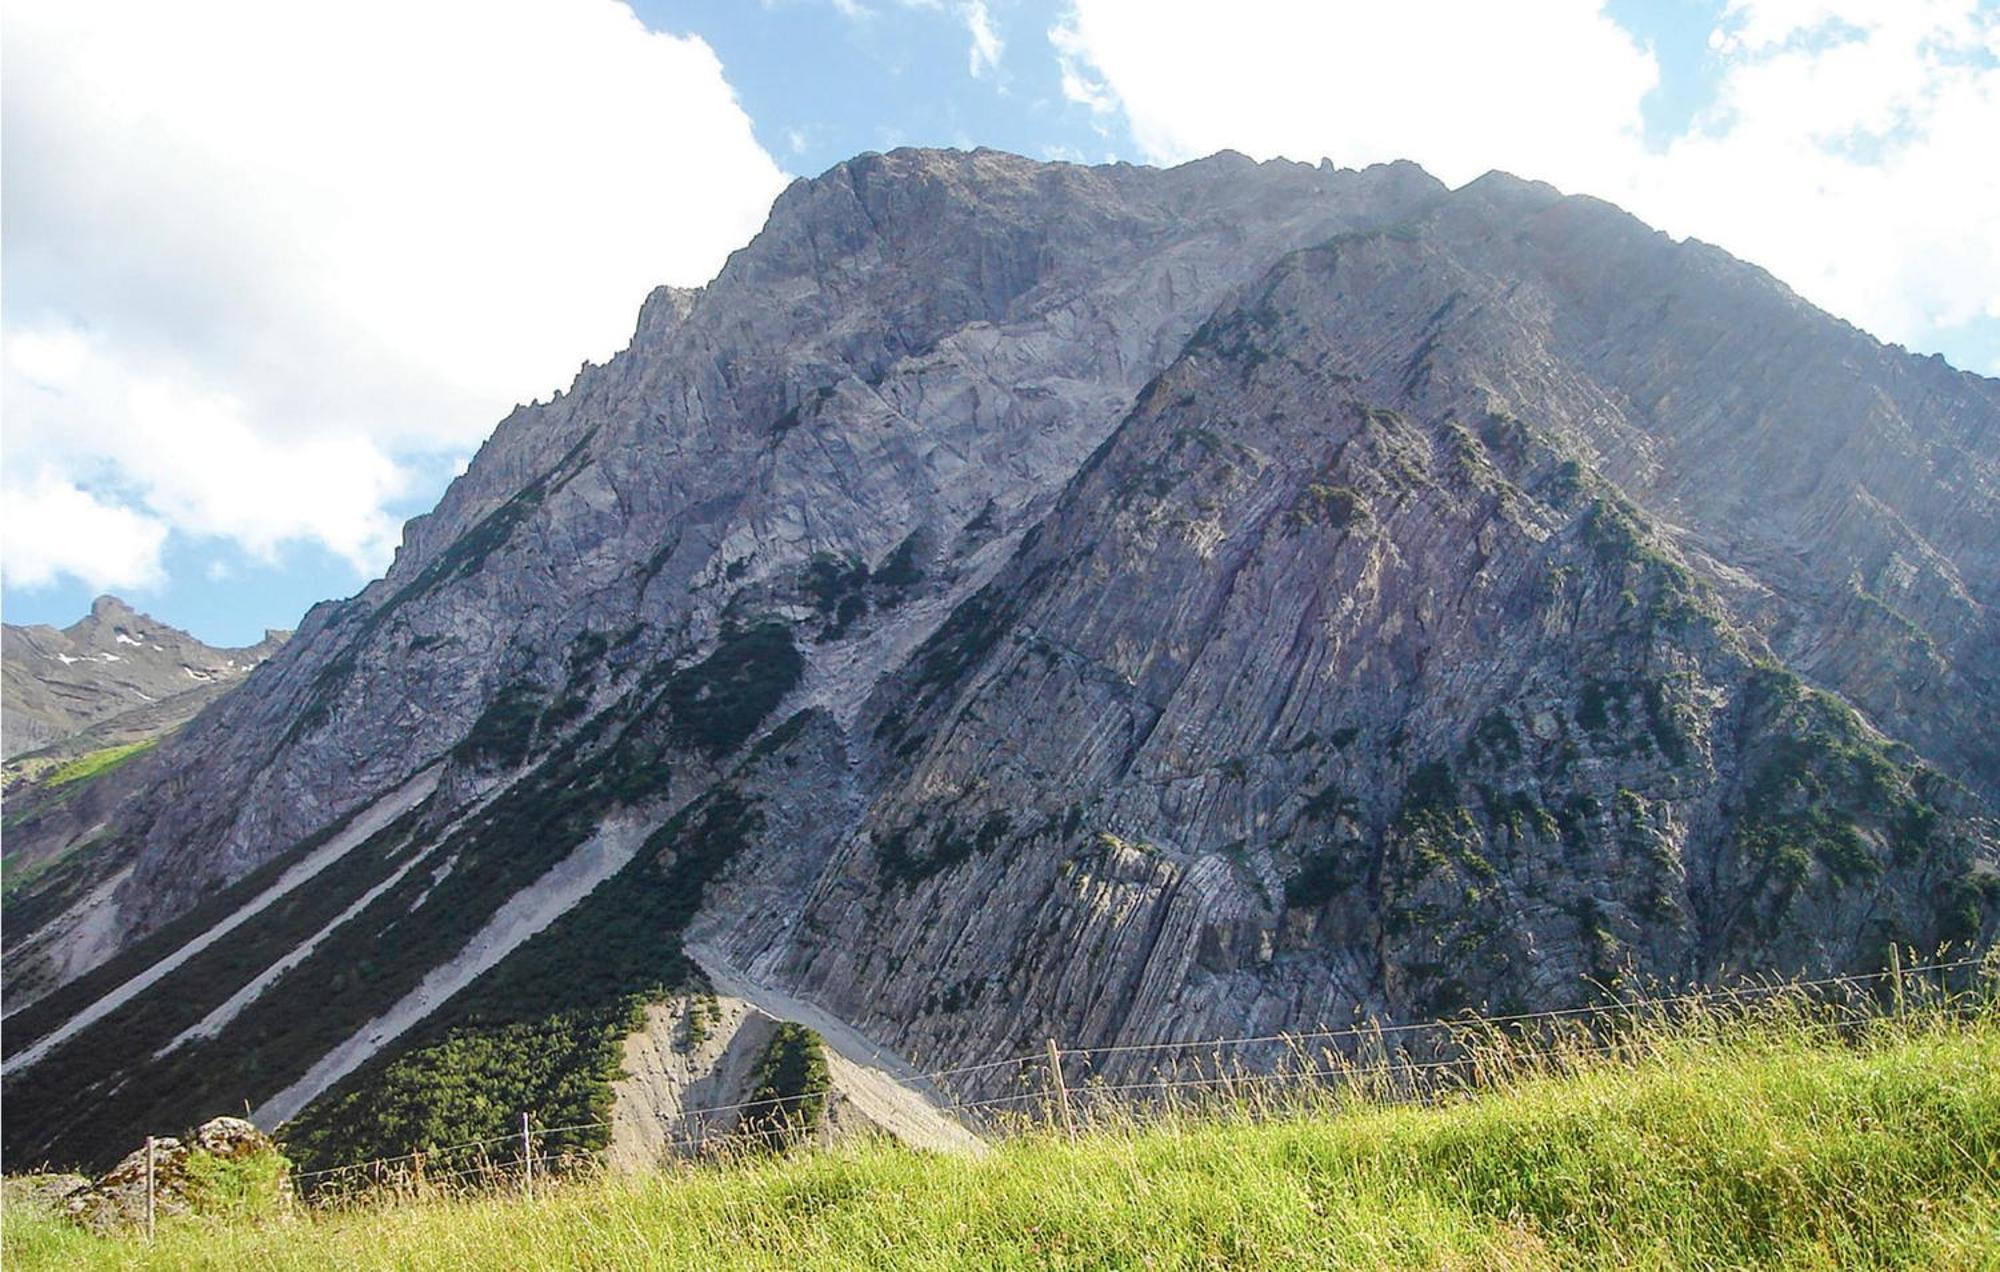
top-left (453, 682), bottom-right (547, 769)
top-left (662, 623), bottom-right (803, 758)
top-left (177, 1143), bottom-right (292, 1222)
top-left (740, 1024), bottom-right (830, 1151)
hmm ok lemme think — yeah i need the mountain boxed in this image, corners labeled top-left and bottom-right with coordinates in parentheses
top-left (3, 596), bottom-right (288, 762)
top-left (2, 149), bottom-right (1994, 1175)
top-left (2, 597), bottom-right (289, 908)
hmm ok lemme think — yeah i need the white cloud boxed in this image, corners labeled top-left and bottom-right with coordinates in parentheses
top-left (964, 1), bottom-right (1005, 77)
top-left (1051, 17), bottom-right (1117, 114)
top-left (2, 471), bottom-right (169, 593)
top-left (2, 0), bottom-right (788, 591)
top-left (1048, 0), bottom-right (1656, 192)
top-left (6, 323), bottom-right (413, 574)
top-left (1635, 1), bottom-right (2000, 350)
top-left (1050, 0), bottom-right (1999, 366)
top-left (891, 0), bottom-right (1005, 78)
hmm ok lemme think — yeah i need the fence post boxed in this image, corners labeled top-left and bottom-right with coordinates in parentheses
top-left (1045, 1038), bottom-right (1076, 1140)
top-left (521, 1112), bottom-right (534, 1201)
top-left (143, 1135), bottom-right (156, 1241)
top-left (1890, 944), bottom-right (1906, 1023)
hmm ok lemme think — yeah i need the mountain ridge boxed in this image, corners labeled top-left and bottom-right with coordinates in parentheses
top-left (3, 595), bottom-right (289, 763)
top-left (2, 147), bottom-right (1993, 1174)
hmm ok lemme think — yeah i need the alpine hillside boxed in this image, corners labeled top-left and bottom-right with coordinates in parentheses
top-left (2, 599), bottom-right (289, 897)
top-left (3, 596), bottom-right (288, 763)
top-left (3, 148), bottom-right (1994, 1175)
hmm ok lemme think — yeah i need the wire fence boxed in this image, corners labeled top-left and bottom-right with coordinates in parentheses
top-left (284, 952), bottom-right (1996, 1204)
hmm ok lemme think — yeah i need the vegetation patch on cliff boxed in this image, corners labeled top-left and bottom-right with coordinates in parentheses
top-left (740, 1024), bottom-right (832, 1150)
top-left (1735, 669), bottom-right (1946, 894)
top-left (660, 622), bottom-right (803, 758)
top-left (452, 682), bottom-right (549, 770)
top-left (35, 740), bottom-right (159, 792)
top-left (875, 809), bottom-right (1017, 890)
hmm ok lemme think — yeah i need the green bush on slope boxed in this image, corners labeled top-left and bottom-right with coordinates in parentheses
top-left (281, 786), bottom-right (764, 1179)
top-left (739, 1024), bottom-right (831, 1150)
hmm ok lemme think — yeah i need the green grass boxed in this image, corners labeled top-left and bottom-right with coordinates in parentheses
top-left (1, 740), bottom-right (159, 844)
top-left (38, 740), bottom-right (159, 789)
top-left (9, 1002), bottom-right (1998, 1269)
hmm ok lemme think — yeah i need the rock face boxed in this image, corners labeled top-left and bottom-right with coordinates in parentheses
top-left (2, 595), bottom-right (288, 762)
top-left (2, 149), bottom-right (1994, 1173)
top-left (719, 181), bottom-right (2000, 1070)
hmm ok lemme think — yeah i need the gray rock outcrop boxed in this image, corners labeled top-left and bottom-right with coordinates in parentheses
top-left (61, 1117), bottom-right (285, 1233)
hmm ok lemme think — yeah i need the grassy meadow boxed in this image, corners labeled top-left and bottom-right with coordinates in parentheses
top-left (7, 985), bottom-right (1998, 1270)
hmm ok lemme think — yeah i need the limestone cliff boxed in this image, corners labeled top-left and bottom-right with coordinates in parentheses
top-left (3, 149), bottom-right (1993, 1172)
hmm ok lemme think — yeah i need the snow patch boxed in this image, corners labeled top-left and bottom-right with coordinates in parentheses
top-left (115, 633), bottom-right (142, 646)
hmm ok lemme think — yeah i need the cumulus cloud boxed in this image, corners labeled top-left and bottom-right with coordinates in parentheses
top-left (1050, 0), bottom-right (1656, 192)
top-left (1, 472), bottom-right (169, 594)
top-left (1050, 0), bottom-right (1999, 366)
top-left (2, 0), bottom-right (788, 592)
top-left (964, 1), bottom-right (1005, 77)
top-left (7, 325), bottom-right (413, 574)
top-left (1636, 1), bottom-right (2000, 350)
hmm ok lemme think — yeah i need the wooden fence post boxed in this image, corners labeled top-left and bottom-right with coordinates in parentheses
top-left (1890, 943), bottom-right (1906, 1023)
top-left (1046, 1038), bottom-right (1076, 1140)
top-left (143, 1135), bottom-right (156, 1241)
top-left (521, 1112), bottom-right (534, 1201)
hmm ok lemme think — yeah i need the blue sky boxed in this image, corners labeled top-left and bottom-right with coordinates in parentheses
top-left (5, 0), bottom-right (1996, 645)
top-left (633, 1), bottom-right (1110, 173)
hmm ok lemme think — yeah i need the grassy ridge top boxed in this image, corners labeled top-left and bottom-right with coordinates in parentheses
top-left (9, 1012), bottom-right (1998, 1269)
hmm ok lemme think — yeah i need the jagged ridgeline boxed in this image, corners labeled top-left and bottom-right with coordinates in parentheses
top-left (3, 147), bottom-right (1996, 1174)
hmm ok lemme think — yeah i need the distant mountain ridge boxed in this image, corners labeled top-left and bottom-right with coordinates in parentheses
top-left (2, 596), bottom-right (288, 763)
top-left (1, 148), bottom-right (1993, 1176)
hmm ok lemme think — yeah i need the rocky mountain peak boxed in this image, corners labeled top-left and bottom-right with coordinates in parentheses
top-left (86, 594), bottom-right (142, 625)
top-left (2, 147), bottom-right (1992, 1177)
top-left (2, 599), bottom-right (289, 763)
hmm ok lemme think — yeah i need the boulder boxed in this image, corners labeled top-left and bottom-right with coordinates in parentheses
top-left (63, 1118), bottom-right (286, 1233)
